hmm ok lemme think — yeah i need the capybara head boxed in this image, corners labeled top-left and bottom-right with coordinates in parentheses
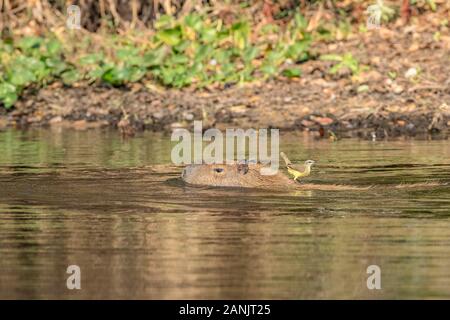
top-left (181, 163), bottom-right (294, 188)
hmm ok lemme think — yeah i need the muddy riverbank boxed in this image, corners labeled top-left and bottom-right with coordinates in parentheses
top-left (1, 16), bottom-right (449, 139)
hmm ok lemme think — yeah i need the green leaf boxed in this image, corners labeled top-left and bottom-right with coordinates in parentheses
top-left (17, 37), bottom-right (42, 51)
top-left (143, 46), bottom-right (167, 67)
top-left (16, 56), bottom-right (46, 72)
top-left (18, 57), bottom-right (48, 81)
top-left (184, 14), bottom-right (203, 31)
top-left (168, 54), bottom-right (189, 65)
top-left (157, 27), bottom-right (182, 46)
top-left (427, 0), bottom-right (437, 11)
top-left (0, 40), bottom-right (14, 53)
top-left (173, 40), bottom-right (191, 53)
top-left (189, 61), bottom-right (203, 74)
top-left (388, 71), bottom-right (397, 79)
top-left (200, 27), bottom-right (217, 43)
top-left (265, 48), bottom-right (286, 66)
top-left (214, 49), bottom-right (232, 64)
top-left (102, 67), bottom-right (131, 85)
top-left (45, 39), bottom-right (62, 56)
top-left (329, 64), bottom-right (341, 74)
top-left (260, 23), bottom-right (279, 34)
top-left (89, 65), bottom-right (110, 80)
top-left (194, 45), bottom-right (213, 62)
top-left (45, 58), bottom-right (68, 75)
top-left (242, 46), bottom-right (259, 63)
top-left (231, 21), bottom-right (250, 49)
top-left (293, 13), bottom-right (308, 30)
top-left (79, 53), bottom-right (104, 65)
top-left (261, 64), bottom-right (277, 76)
top-left (0, 92), bottom-right (18, 108)
top-left (61, 69), bottom-right (81, 85)
top-left (154, 15), bottom-right (175, 29)
top-left (231, 21), bottom-right (250, 33)
top-left (282, 68), bottom-right (302, 78)
top-left (0, 82), bottom-right (18, 108)
top-left (160, 67), bottom-right (175, 85)
top-left (116, 47), bottom-right (142, 65)
top-left (320, 54), bottom-right (343, 62)
top-left (34, 66), bottom-right (51, 81)
top-left (0, 83), bottom-right (17, 96)
top-left (287, 39), bottom-right (311, 60)
top-left (128, 67), bottom-right (146, 82)
top-left (8, 68), bottom-right (36, 86)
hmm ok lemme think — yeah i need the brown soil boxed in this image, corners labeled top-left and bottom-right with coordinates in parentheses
top-left (1, 12), bottom-right (450, 139)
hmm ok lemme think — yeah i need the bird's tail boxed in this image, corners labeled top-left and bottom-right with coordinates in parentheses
top-left (280, 152), bottom-right (292, 167)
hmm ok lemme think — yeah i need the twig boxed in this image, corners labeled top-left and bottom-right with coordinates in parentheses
top-left (107, 0), bottom-right (121, 28)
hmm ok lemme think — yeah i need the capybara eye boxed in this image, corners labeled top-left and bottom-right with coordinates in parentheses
top-left (214, 168), bottom-right (224, 173)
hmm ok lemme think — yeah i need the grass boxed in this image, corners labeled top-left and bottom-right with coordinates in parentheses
top-left (0, 0), bottom-right (443, 109)
top-left (0, 13), bottom-right (312, 109)
top-left (320, 53), bottom-right (366, 76)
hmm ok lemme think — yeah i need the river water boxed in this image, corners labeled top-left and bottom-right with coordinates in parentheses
top-left (0, 128), bottom-right (449, 299)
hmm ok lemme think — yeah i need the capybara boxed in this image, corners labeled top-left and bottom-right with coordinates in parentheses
top-left (180, 163), bottom-right (443, 191)
top-left (181, 162), bottom-right (369, 190)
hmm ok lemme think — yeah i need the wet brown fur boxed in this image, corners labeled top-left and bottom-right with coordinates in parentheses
top-left (181, 164), bottom-right (444, 191)
top-left (181, 163), bottom-right (370, 191)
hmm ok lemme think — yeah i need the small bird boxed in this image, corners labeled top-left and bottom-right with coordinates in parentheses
top-left (328, 131), bottom-right (338, 142)
top-left (280, 152), bottom-right (315, 181)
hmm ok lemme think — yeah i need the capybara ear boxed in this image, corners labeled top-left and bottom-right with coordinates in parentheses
top-left (237, 163), bottom-right (249, 175)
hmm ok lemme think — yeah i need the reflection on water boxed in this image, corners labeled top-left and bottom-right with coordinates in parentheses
top-left (0, 128), bottom-right (449, 299)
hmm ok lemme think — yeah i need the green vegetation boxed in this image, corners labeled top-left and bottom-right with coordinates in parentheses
top-left (0, 0), bottom-right (443, 109)
top-left (412, 0), bottom-right (437, 12)
top-left (320, 53), bottom-right (365, 76)
top-left (0, 13), bottom-right (312, 109)
top-left (0, 37), bottom-right (70, 108)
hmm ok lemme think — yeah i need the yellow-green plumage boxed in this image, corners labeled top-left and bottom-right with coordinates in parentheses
top-left (280, 152), bottom-right (315, 181)
top-left (287, 165), bottom-right (311, 181)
